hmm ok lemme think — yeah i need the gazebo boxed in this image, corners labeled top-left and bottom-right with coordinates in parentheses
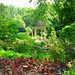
top-left (32, 21), bottom-right (46, 42)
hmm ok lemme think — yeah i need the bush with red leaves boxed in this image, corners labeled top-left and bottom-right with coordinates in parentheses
top-left (0, 57), bottom-right (70, 75)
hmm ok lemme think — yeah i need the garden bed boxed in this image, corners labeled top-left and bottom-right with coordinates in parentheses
top-left (0, 57), bottom-right (70, 75)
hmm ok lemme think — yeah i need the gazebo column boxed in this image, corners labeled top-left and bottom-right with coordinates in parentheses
top-left (32, 28), bottom-right (33, 39)
top-left (41, 29), bottom-right (43, 41)
top-left (44, 28), bottom-right (46, 41)
top-left (35, 29), bottom-right (37, 39)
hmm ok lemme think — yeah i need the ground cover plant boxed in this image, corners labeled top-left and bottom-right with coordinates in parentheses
top-left (0, 57), bottom-right (73, 75)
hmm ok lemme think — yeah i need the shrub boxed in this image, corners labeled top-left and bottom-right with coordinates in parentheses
top-left (63, 59), bottom-right (75, 75)
top-left (0, 19), bottom-right (18, 50)
top-left (25, 26), bottom-right (32, 35)
top-left (0, 49), bottom-right (31, 60)
top-left (0, 5), bottom-right (18, 42)
top-left (60, 22), bottom-right (75, 43)
top-left (63, 68), bottom-right (75, 75)
top-left (57, 22), bottom-right (75, 60)
top-left (9, 38), bottom-right (42, 54)
top-left (9, 38), bottom-right (31, 53)
top-left (16, 32), bottom-right (30, 40)
top-left (16, 33), bottom-right (41, 46)
top-left (14, 14), bottom-right (26, 32)
top-left (44, 27), bottom-right (66, 60)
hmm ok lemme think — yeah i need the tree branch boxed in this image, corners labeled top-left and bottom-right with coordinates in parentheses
top-left (47, 10), bottom-right (60, 24)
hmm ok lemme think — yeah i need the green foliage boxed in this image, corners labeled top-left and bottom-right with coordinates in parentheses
top-left (63, 69), bottom-right (75, 75)
top-left (5, 5), bottom-right (17, 19)
top-left (9, 39), bottom-right (31, 53)
top-left (0, 4), bottom-right (19, 50)
top-left (22, 7), bottom-right (35, 27)
top-left (25, 27), bottom-right (32, 35)
top-left (63, 59), bottom-right (75, 75)
top-left (0, 3), bottom-right (18, 42)
top-left (14, 14), bottom-right (26, 32)
top-left (8, 32), bottom-right (46, 59)
top-left (32, 2), bottom-right (49, 27)
top-left (16, 33), bottom-right (29, 40)
top-left (57, 22), bottom-right (75, 60)
top-left (0, 1), bottom-right (75, 65)
top-left (47, 26), bottom-right (52, 38)
top-left (4, 4), bottom-right (35, 28)
top-left (14, 14), bottom-right (25, 28)
top-left (9, 37), bottom-right (41, 54)
top-left (0, 49), bottom-right (31, 60)
top-left (61, 22), bottom-right (75, 43)
top-left (17, 32), bottom-right (41, 46)
top-left (48, 27), bottom-right (57, 43)
top-left (45, 27), bottom-right (66, 60)
top-left (62, 0), bottom-right (75, 25)
top-left (0, 3), bottom-right (6, 19)
top-left (0, 18), bottom-right (18, 41)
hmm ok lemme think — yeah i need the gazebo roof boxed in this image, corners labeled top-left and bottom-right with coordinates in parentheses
top-left (32, 21), bottom-right (45, 27)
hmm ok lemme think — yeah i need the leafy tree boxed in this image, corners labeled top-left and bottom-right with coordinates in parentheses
top-left (25, 27), bottom-right (32, 35)
top-left (30, 0), bottom-right (75, 25)
top-left (60, 22), bottom-right (75, 43)
top-left (5, 5), bottom-right (18, 20)
top-left (5, 5), bottom-right (35, 28)
top-left (14, 14), bottom-right (26, 32)
top-left (22, 7), bottom-right (35, 27)
top-left (0, 3), bottom-right (18, 41)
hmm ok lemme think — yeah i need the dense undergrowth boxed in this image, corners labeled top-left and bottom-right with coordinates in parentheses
top-left (0, 31), bottom-right (75, 74)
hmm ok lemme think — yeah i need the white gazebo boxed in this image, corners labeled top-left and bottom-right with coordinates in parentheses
top-left (32, 21), bottom-right (46, 42)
